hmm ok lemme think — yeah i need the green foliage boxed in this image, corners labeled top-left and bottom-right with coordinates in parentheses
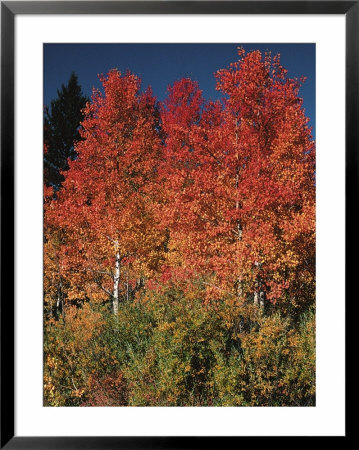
top-left (44, 288), bottom-right (315, 406)
top-left (212, 310), bottom-right (315, 406)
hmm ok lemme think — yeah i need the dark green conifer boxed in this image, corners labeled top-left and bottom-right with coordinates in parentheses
top-left (44, 72), bottom-right (88, 189)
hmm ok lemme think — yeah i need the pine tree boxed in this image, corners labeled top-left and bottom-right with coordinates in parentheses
top-left (44, 72), bottom-right (88, 189)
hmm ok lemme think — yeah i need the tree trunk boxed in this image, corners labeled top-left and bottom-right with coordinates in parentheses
top-left (55, 277), bottom-right (64, 319)
top-left (235, 119), bottom-right (243, 301)
top-left (259, 291), bottom-right (265, 309)
top-left (253, 267), bottom-right (265, 311)
top-left (55, 292), bottom-right (62, 318)
top-left (126, 270), bottom-right (129, 302)
top-left (236, 217), bottom-right (243, 300)
top-left (113, 250), bottom-right (120, 316)
top-left (254, 290), bottom-right (265, 310)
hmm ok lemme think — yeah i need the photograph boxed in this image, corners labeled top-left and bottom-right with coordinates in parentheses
top-left (43, 43), bottom-right (316, 407)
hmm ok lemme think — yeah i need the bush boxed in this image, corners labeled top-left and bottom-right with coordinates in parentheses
top-left (212, 310), bottom-right (315, 406)
top-left (44, 287), bottom-right (315, 406)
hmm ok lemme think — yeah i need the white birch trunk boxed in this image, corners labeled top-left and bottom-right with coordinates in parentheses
top-left (55, 277), bottom-right (64, 319)
top-left (56, 294), bottom-right (61, 318)
top-left (259, 291), bottom-right (265, 309)
top-left (254, 289), bottom-right (259, 306)
top-left (253, 264), bottom-right (265, 311)
top-left (235, 120), bottom-right (243, 300)
top-left (254, 290), bottom-right (265, 310)
top-left (113, 249), bottom-right (120, 316)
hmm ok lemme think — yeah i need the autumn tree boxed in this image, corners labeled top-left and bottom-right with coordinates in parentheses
top-left (44, 72), bottom-right (88, 189)
top-left (45, 70), bottom-right (165, 315)
top-left (160, 49), bottom-right (315, 312)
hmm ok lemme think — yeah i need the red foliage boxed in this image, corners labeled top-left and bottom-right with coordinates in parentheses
top-left (44, 49), bottom-right (315, 312)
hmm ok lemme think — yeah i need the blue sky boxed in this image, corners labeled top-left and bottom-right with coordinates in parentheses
top-left (44, 43), bottom-right (315, 136)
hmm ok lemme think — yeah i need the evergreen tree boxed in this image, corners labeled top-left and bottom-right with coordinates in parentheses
top-left (44, 72), bottom-right (88, 188)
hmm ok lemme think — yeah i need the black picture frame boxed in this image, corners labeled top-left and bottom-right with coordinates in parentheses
top-left (1, 1), bottom-right (354, 447)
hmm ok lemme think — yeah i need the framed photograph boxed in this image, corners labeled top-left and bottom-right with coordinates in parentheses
top-left (1, 1), bottom-right (352, 447)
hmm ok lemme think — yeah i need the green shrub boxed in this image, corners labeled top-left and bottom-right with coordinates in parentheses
top-left (44, 287), bottom-right (315, 406)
